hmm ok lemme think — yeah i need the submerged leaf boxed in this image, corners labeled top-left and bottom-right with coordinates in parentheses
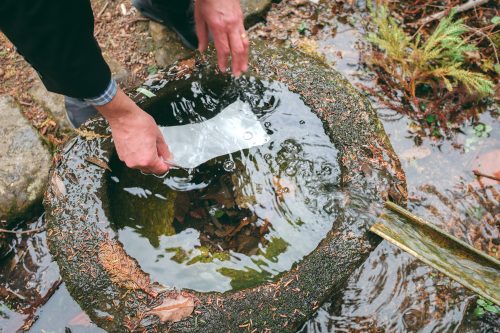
top-left (85, 156), bottom-right (112, 171)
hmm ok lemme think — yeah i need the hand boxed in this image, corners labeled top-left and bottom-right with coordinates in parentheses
top-left (194, 0), bottom-right (249, 76)
top-left (96, 89), bottom-right (171, 175)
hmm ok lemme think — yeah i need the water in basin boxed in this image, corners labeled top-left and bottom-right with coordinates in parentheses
top-left (108, 76), bottom-right (341, 292)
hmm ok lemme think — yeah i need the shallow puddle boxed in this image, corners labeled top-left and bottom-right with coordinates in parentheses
top-left (108, 77), bottom-right (341, 292)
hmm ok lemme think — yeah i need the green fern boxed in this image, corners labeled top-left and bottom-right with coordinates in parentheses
top-left (367, 5), bottom-right (495, 97)
top-left (367, 5), bottom-right (410, 62)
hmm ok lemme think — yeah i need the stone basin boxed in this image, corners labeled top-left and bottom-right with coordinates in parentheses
top-left (44, 40), bottom-right (405, 332)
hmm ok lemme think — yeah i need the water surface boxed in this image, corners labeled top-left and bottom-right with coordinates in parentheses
top-left (108, 77), bottom-right (341, 292)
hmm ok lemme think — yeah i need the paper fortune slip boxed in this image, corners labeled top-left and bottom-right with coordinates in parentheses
top-left (159, 100), bottom-right (270, 169)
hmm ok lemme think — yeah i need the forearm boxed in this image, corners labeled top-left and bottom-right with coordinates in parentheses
top-left (0, 0), bottom-right (111, 99)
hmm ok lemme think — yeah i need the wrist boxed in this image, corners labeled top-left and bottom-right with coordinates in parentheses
top-left (96, 89), bottom-right (143, 125)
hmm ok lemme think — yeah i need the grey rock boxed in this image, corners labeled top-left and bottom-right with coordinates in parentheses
top-left (241, 0), bottom-right (273, 27)
top-left (103, 55), bottom-right (131, 85)
top-left (0, 95), bottom-right (51, 225)
top-left (149, 21), bottom-right (193, 68)
top-left (28, 78), bottom-right (73, 131)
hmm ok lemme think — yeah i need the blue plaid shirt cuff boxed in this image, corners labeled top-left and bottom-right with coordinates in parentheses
top-left (83, 79), bottom-right (118, 106)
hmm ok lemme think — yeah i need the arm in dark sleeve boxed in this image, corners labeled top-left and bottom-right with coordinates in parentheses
top-left (0, 0), bottom-right (111, 99)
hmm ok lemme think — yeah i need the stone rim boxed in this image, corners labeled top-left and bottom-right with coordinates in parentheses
top-left (44, 40), bottom-right (405, 332)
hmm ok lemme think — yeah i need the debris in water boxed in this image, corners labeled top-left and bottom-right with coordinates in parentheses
top-left (85, 156), bottom-right (112, 171)
top-left (146, 294), bottom-right (194, 322)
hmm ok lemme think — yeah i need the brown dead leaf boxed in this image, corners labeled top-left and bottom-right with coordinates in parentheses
top-left (74, 128), bottom-right (110, 140)
top-left (260, 218), bottom-right (270, 235)
top-left (68, 312), bottom-right (92, 327)
top-left (51, 173), bottom-right (67, 199)
top-left (85, 156), bottom-right (112, 171)
top-left (98, 240), bottom-right (155, 296)
top-left (272, 176), bottom-right (296, 200)
top-left (146, 294), bottom-right (194, 323)
top-left (178, 58), bottom-right (196, 70)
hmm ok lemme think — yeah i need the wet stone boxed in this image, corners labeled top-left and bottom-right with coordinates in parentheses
top-left (0, 96), bottom-right (51, 225)
top-left (28, 78), bottom-right (73, 131)
top-left (241, 0), bottom-right (273, 27)
top-left (44, 40), bottom-right (404, 332)
top-left (149, 21), bottom-right (193, 68)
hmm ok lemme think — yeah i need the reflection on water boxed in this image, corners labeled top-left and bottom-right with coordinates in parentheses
top-left (293, 2), bottom-right (500, 330)
top-left (300, 243), bottom-right (473, 332)
top-left (108, 78), bottom-right (341, 292)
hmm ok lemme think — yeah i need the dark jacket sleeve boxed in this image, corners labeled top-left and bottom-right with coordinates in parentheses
top-left (0, 0), bottom-right (111, 99)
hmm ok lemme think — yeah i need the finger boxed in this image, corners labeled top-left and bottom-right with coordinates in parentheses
top-left (212, 30), bottom-right (230, 73)
top-left (144, 155), bottom-right (170, 175)
top-left (228, 29), bottom-right (247, 76)
top-left (194, 7), bottom-right (209, 51)
top-left (241, 30), bottom-right (249, 73)
top-left (156, 132), bottom-right (172, 162)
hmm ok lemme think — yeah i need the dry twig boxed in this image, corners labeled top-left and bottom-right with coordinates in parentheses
top-left (473, 170), bottom-right (500, 183)
top-left (97, 1), bottom-right (109, 18)
top-left (416, 0), bottom-right (489, 26)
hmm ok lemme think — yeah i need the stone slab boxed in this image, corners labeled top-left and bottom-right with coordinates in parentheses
top-left (44, 40), bottom-right (405, 332)
top-left (0, 95), bottom-right (51, 224)
top-left (28, 78), bottom-right (73, 131)
top-left (241, 0), bottom-right (273, 27)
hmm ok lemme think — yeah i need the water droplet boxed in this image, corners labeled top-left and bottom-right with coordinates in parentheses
top-left (285, 166), bottom-right (297, 176)
top-left (243, 131), bottom-right (253, 140)
top-left (223, 160), bottom-right (235, 172)
top-left (299, 120), bottom-right (305, 124)
top-left (264, 122), bottom-right (271, 128)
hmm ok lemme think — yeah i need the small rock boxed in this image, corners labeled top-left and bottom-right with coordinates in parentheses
top-left (240, 0), bottom-right (273, 27)
top-left (103, 54), bottom-right (130, 85)
top-left (149, 21), bottom-right (193, 68)
top-left (28, 77), bottom-right (73, 131)
top-left (0, 95), bottom-right (51, 224)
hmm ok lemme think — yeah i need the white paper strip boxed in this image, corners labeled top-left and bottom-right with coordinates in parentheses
top-left (160, 100), bottom-right (270, 169)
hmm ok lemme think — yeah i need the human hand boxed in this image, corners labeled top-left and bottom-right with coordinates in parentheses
top-left (194, 0), bottom-right (249, 76)
top-left (96, 89), bottom-right (172, 175)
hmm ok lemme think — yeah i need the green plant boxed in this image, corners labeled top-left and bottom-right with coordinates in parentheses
top-left (364, 4), bottom-right (496, 132)
top-left (473, 297), bottom-right (500, 317)
top-left (367, 6), bottom-right (494, 98)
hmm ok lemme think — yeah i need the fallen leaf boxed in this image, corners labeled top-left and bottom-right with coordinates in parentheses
top-left (98, 240), bottom-right (155, 296)
top-left (146, 294), bottom-right (194, 323)
top-left (178, 58), bottom-right (196, 70)
top-left (136, 87), bottom-right (156, 98)
top-left (260, 218), bottom-right (270, 235)
top-left (51, 173), bottom-right (67, 199)
top-left (68, 312), bottom-right (92, 327)
top-left (74, 128), bottom-right (110, 140)
top-left (85, 156), bottom-right (112, 171)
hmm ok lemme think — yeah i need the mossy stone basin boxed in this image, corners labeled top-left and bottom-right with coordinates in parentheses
top-left (44, 40), bottom-right (405, 332)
